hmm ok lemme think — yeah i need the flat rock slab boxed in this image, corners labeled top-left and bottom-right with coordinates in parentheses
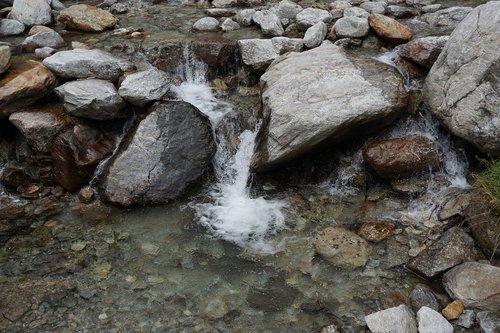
top-left (57, 4), bottom-right (118, 32)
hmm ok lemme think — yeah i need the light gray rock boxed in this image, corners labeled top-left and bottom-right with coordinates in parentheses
top-left (476, 311), bottom-right (500, 333)
top-left (110, 3), bottom-right (127, 14)
top-left (399, 36), bottom-right (448, 68)
top-left (276, 0), bottom-right (302, 22)
top-left (10, 0), bottom-right (52, 26)
top-left (235, 9), bottom-right (255, 27)
top-left (50, 0), bottom-right (65, 11)
top-left (296, 8), bottom-right (332, 30)
top-left (0, 19), bottom-right (25, 37)
top-left (193, 17), bottom-right (219, 31)
top-left (252, 10), bottom-right (263, 26)
top-left (34, 47), bottom-right (56, 59)
top-left (360, 1), bottom-right (386, 14)
top-left (118, 67), bottom-right (170, 107)
top-left (272, 36), bottom-right (303, 53)
top-left (55, 79), bottom-right (128, 120)
top-left (22, 28), bottom-right (65, 52)
top-left (9, 110), bottom-right (68, 152)
top-left (212, 0), bottom-right (237, 8)
top-left (365, 304), bottom-right (418, 333)
top-left (0, 45), bottom-right (10, 74)
top-left (443, 262), bottom-right (500, 312)
top-left (344, 7), bottom-right (369, 18)
top-left (221, 18), bottom-right (240, 32)
top-left (405, 0), bottom-right (434, 6)
top-left (100, 101), bottom-right (216, 206)
top-left (330, 1), bottom-right (352, 10)
top-left (421, 6), bottom-right (472, 33)
top-left (251, 42), bottom-right (407, 169)
top-left (334, 16), bottom-right (369, 37)
top-left (238, 39), bottom-right (280, 72)
top-left (423, 2), bottom-right (500, 156)
top-left (417, 307), bottom-right (453, 333)
top-left (260, 10), bottom-right (284, 36)
top-left (458, 310), bottom-right (475, 329)
top-left (43, 49), bottom-right (135, 80)
top-left (304, 21), bottom-right (327, 48)
top-left (421, 4), bottom-right (441, 13)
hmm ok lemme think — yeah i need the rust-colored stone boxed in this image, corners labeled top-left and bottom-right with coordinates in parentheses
top-left (358, 221), bottom-right (395, 242)
top-left (368, 13), bottom-right (412, 44)
top-left (442, 300), bottom-right (464, 320)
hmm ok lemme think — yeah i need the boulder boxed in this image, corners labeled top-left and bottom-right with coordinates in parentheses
top-left (406, 227), bottom-right (480, 279)
top-left (43, 49), bottom-right (135, 80)
top-left (221, 18), bottom-right (240, 32)
top-left (55, 79), bottom-right (128, 120)
top-left (52, 125), bottom-right (115, 191)
top-left (303, 21), bottom-right (327, 49)
top-left (421, 7), bottom-right (472, 33)
top-left (416, 307), bottom-right (453, 333)
top-left (0, 44), bottom-right (10, 74)
top-left (10, 0), bottom-right (52, 26)
top-left (276, 0), bottom-right (302, 23)
top-left (386, 5), bottom-right (419, 18)
top-left (344, 7), bottom-right (369, 18)
top-left (313, 226), bottom-right (370, 269)
top-left (334, 16), bottom-right (370, 38)
top-left (100, 101), bottom-right (216, 206)
top-left (0, 19), bottom-right (25, 37)
top-left (193, 17), bottom-right (219, 31)
top-left (259, 10), bottom-right (284, 37)
top-left (399, 36), bottom-right (448, 69)
top-left (423, 2), bottom-right (500, 156)
top-left (57, 4), bottom-right (118, 32)
top-left (118, 68), bottom-right (170, 107)
top-left (362, 137), bottom-right (440, 179)
top-left (22, 28), bottom-right (65, 53)
top-left (443, 262), bottom-right (500, 312)
top-left (235, 9), bottom-right (255, 26)
top-left (251, 42), bottom-right (407, 170)
top-left (368, 13), bottom-right (412, 44)
top-left (365, 304), bottom-right (418, 333)
top-left (464, 198), bottom-right (500, 258)
top-left (0, 60), bottom-right (56, 118)
top-left (296, 8), bottom-right (332, 30)
top-left (9, 109), bottom-right (69, 152)
top-left (271, 37), bottom-right (304, 53)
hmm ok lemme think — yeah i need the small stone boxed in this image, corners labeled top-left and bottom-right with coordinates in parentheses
top-left (110, 3), bottom-right (127, 14)
top-left (358, 221), bottom-right (395, 242)
top-left (193, 17), bottom-right (219, 31)
top-left (303, 21), bottom-right (327, 48)
top-left (78, 186), bottom-right (95, 204)
top-left (202, 297), bottom-right (229, 319)
top-left (417, 306), bottom-right (453, 333)
top-left (221, 18), bottom-right (240, 32)
top-left (365, 304), bottom-right (418, 333)
top-left (34, 47), bottom-right (56, 59)
top-left (71, 241), bottom-right (87, 252)
top-left (442, 300), bottom-right (464, 320)
top-left (458, 310), bottom-right (475, 328)
top-left (360, 1), bottom-right (386, 14)
top-left (410, 283), bottom-right (441, 313)
top-left (22, 28), bottom-right (65, 53)
top-left (93, 262), bottom-right (112, 279)
top-left (125, 275), bottom-right (136, 283)
top-left (140, 242), bottom-right (160, 256)
top-left (98, 313), bottom-right (108, 320)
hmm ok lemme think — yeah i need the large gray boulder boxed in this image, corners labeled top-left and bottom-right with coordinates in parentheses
top-left (10, 0), bottom-right (52, 26)
top-left (365, 304), bottom-right (418, 333)
top-left (118, 67), bottom-right (171, 107)
top-left (43, 49), bottom-right (135, 80)
top-left (423, 2), bottom-right (500, 156)
top-left (334, 16), bottom-right (370, 38)
top-left (259, 10), bottom-right (284, 37)
top-left (55, 79), bottom-right (128, 120)
top-left (251, 41), bottom-right (407, 170)
top-left (100, 101), bottom-right (216, 206)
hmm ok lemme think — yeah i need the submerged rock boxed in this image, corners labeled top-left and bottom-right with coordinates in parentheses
top-left (246, 279), bottom-right (299, 311)
top-left (100, 101), bottom-right (216, 206)
top-left (43, 49), bottom-right (135, 80)
top-left (260, 10), bottom-right (284, 37)
top-left (442, 262), bottom-right (500, 312)
top-left (251, 42), bottom-right (406, 170)
top-left (368, 13), bottom-right (412, 44)
top-left (365, 304), bottom-right (418, 333)
top-left (57, 4), bottom-right (118, 32)
top-left (358, 221), bottom-right (394, 242)
top-left (417, 306), bottom-right (453, 333)
top-left (423, 2), bottom-right (500, 156)
top-left (10, 0), bottom-right (52, 26)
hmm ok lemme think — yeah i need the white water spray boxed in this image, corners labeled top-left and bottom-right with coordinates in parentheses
top-left (173, 45), bottom-right (286, 254)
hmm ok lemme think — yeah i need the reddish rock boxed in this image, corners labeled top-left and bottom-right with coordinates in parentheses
top-left (358, 221), bottom-right (395, 242)
top-left (57, 4), bottom-right (118, 32)
top-left (368, 13), bottom-right (412, 44)
top-left (442, 300), bottom-right (464, 320)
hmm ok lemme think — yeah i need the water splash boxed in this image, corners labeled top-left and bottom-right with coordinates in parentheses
top-left (173, 45), bottom-right (286, 254)
top-left (320, 151), bottom-right (364, 197)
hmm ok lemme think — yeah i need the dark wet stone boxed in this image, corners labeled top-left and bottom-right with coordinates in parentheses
top-left (358, 220), bottom-right (395, 242)
top-left (0, 164), bottom-right (31, 188)
top-left (247, 279), bottom-right (299, 311)
top-left (410, 284), bottom-right (440, 313)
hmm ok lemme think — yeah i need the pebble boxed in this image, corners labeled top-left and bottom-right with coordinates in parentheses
top-left (442, 300), bottom-right (464, 320)
top-left (70, 241), bottom-right (87, 252)
top-left (140, 242), bottom-right (160, 256)
top-left (92, 262), bottom-right (112, 279)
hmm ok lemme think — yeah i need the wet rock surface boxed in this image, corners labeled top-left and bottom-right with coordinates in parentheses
top-left (399, 36), bottom-right (449, 69)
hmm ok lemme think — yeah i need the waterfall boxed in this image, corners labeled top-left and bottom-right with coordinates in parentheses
top-left (173, 45), bottom-right (286, 254)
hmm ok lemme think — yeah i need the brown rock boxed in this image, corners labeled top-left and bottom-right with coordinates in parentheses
top-left (442, 300), bottom-right (464, 320)
top-left (57, 4), bottom-right (118, 32)
top-left (363, 136), bottom-right (440, 179)
top-left (0, 60), bottom-right (57, 118)
top-left (464, 198), bottom-right (500, 258)
top-left (191, 39), bottom-right (238, 78)
top-left (358, 221), bottom-right (395, 242)
top-left (368, 13), bottom-right (412, 44)
top-left (78, 186), bottom-right (95, 203)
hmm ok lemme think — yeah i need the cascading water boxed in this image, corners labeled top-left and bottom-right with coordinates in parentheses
top-left (172, 46), bottom-right (286, 254)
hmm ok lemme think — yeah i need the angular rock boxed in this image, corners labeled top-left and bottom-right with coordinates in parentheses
top-left (421, 7), bottom-right (472, 33)
top-left (362, 137), bottom-right (440, 179)
top-left (55, 79), bottom-right (127, 120)
top-left (410, 284), bottom-right (441, 313)
top-left (238, 39), bottom-right (280, 72)
top-left (313, 226), bottom-right (370, 269)
top-left (399, 36), bottom-right (448, 69)
top-left (344, 7), bottom-right (369, 18)
top-left (9, 109), bottom-right (69, 152)
top-left (296, 8), bottom-right (332, 30)
top-left (476, 311), bottom-right (500, 333)
top-left (304, 21), bottom-right (327, 49)
top-left (221, 18), bottom-right (240, 32)
top-left (360, 1), bottom-right (386, 14)
top-left (438, 192), bottom-right (470, 221)
top-left (118, 67), bottom-right (170, 107)
top-left (443, 262), bottom-right (500, 312)
top-left (34, 47), bottom-right (56, 59)
top-left (260, 10), bottom-right (284, 37)
top-left (252, 42), bottom-right (406, 169)
top-left (386, 5), bottom-right (419, 18)
top-left (271, 37), bottom-right (304, 54)
top-left (10, 0), bottom-right (52, 26)
top-left (458, 310), bottom-right (475, 329)
top-left (417, 306), bottom-right (453, 333)
top-left (406, 227), bottom-right (480, 279)
top-left (43, 49), bottom-right (135, 80)
top-left (464, 198), bottom-right (500, 258)
top-left (57, 4), bottom-right (118, 32)
top-left (358, 221), bottom-right (394, 242)
top-left (193, 17), bottom-right (219, 31)
top-left (212, 0), bottom-right (237, 8)
top-left (368, 13), bottom-right (412, 44)
top-left (22, 28), bottom-right (65, 53)
top-left (276, 0), bottom-right (302, 22)
top-left (334, 16), bottom-right (370, 38)
top-left (52, 125), bottom-right (115, 191)
top-left (441, 300), bottom-right (463, 320)
top-left (0, 60), bottom-right (56, 118)
top-left (0, 44), bottom-right (10, 74)
top-left (423, 2), bottom-right (500, 156)
top-left (365, 304), bottom-right (418, 333)
top-left (0, 19), bottom-right (25, 37)
top-left (235, 9), bottom-right (255, 27)
top-left (100, 101), bottom-right (216, 206)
